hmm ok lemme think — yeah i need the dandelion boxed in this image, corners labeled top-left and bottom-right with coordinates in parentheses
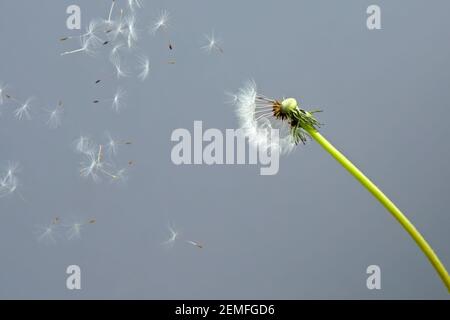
top-left (151, 10), bottom-right (169, 34)
top-left (232, 80), bottom-right (450, 291)
top-left (233, 81), bottom-right (300, 155)
top-left (14, 98), bottom-right (33, 120)
top-left (202, 31), bottom-right (224, 54)
top-left (45, 100), bottom-right (63, 129)
top-left (137, 55), bottom-right (150, 81)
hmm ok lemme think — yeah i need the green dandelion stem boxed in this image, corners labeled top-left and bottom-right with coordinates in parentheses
top-left (305, 127), bottom-right (450, 292)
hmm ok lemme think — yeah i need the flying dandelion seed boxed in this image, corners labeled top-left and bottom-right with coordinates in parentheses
top-left (128, 0), bottom-right (143, 12)
top-left (79, 144), bottom-right (126, 183)
top-left (111, 87), bottom-right (126, 112)
top-left (45, 101), bottom-right (64, 129)
top-left (110, 54), bottom-right (130, 79)
top-left (74, 136), bottom-right (93, 154)
top-left (185, 240), bottom-right (203, 249)
top-left (162, 225), bottom-right (179, 247)
top-left (110, 42), bottom-right (126, 61)
top-left (93, 88), bottom-right (126, 113)
top-left (125, 14), bottom-right (138, 48)
top-left (162, 224), bottom-right (203, 250)
top-left (36, 223), bottom-right (58, 244)
top-left (0, 83), bottom-right (9, 105)
top-left (0, 163), bottom-right (19, 198)
top-left (61, 20), bottom-right (104, 44)
top-left (107, 0), bottom-right (116, 23)
top-left (60, 36), bottom-right (96, 56)
top-left (137, 55), bottom-right (150, 81)
top-left (14, 98), bottom-right (33, 120)
top-left (106, 132), bottom-right (119, 156)
top-left (151, 10), bottom-right (174, 50)
top-left (65, 218), bottom-right (96, 240)
top-left (202, 31), bottom-right (224, 54)
top-left (231, 80), bottom-right (450, 291)
top-left (151, 10), bottom-right (169, 34)
top-left (105, 132), bottom-right (132, 156)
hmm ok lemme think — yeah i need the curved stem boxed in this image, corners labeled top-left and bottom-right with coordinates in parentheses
top-left (305, 127), bottom-right (450, 292)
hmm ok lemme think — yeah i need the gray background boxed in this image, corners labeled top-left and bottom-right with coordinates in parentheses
top-left (0, 0), bottom-right (449, 299)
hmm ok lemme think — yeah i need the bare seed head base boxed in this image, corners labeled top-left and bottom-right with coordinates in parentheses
top-left (233, 81), bottom-right (450, 292)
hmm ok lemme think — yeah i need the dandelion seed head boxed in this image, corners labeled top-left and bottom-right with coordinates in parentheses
top-left (234, 81), bottom-right (321, 152)
top-left (233, 81), bottom-right (296, 155)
